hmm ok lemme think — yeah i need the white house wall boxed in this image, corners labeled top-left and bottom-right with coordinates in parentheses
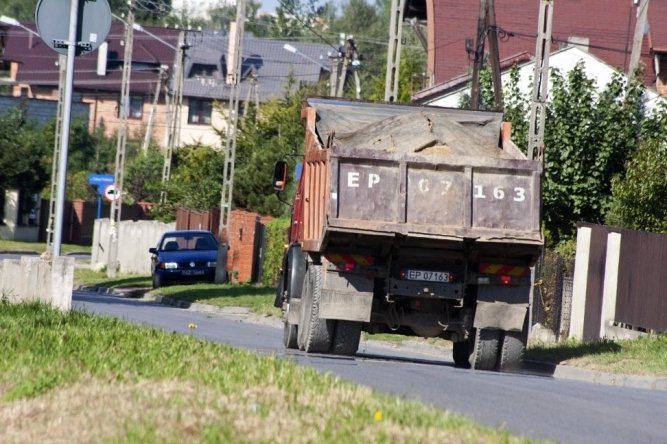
top-left (425, 47), bottom-right (660, 112)
top-left (177, 99), bottom-right (226, 150)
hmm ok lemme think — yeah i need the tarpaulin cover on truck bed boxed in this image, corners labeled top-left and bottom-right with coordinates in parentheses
top-left (307, 98), bottom-right (514, 159)
top-left (334, 111), bottom-right (516, 160)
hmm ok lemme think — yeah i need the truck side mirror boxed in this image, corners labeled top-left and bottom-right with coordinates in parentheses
top-left (273, 160), bottom-right (288, 192)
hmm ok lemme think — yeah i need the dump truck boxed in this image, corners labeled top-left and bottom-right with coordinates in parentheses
top-left (272, 97), bottom-right (543, 371)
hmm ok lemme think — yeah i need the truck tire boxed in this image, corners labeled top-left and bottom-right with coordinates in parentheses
top-left (496, 330), bottom-right (525, 372)
top-left (331, 321), bottom-right (362, 356)
top-left (469, 328), bottom-right (500, 370)
top-left (452, 341), bottom-right (471, 368)
top-left (298, 264), bottom-right (333, 353)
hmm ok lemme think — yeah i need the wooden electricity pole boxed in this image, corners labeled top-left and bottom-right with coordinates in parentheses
top-left (469, 0), bottom-right (502, 110)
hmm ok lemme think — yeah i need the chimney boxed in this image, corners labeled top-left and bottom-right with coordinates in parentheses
top-left (97, 42), bottom-right (108, 76)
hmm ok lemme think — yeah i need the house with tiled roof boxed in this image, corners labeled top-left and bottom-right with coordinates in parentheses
top-left (1, 20), bottom-right (331, 151)
top-left (2, 21), bottom-right (179, 145)
top-left (177, 30), bottom-right (331, 149)
top-left (404, 0), bottom-right (667, 103)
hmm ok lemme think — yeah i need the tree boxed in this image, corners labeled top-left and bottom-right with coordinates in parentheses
top-left (232, 79), bottom-right (320, 217)
top-left (154, 145), bottom-right (226, 221)
top-left (0, 109), bottom-right (49, 194)
top-left (124, 147), bottom-right (164, 203)
top-left (540, 63), bottom-right (644, 244)
top-left (0, 0), bottom-right (173, 24)
top-left (607, 101), bottom-right (667, 232)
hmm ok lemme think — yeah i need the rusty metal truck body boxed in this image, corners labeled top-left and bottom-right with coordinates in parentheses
top-left (275, 97), bottom-right (543, 371)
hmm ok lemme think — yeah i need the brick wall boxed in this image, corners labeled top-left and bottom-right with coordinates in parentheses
top-left (428, 0), bottom-right (663, 90)
top-left (176, 208), bottom-right (272, 283)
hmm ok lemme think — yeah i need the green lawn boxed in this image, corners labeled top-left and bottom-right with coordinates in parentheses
top-left (0, 239), bottom-right (91, 255)
top-left (525, 335), bottom-right (667, 376)
top-left (0, 302), bottom-right (536, 443)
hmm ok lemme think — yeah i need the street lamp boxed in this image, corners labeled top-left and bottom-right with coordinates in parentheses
top-left (0, 15), bottom-right (40, 36)
top-left (283, 43), bottom-right (330, 71)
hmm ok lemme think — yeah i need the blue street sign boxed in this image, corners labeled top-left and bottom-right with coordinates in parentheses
top-left (88, 173), bottom-right (114, 187)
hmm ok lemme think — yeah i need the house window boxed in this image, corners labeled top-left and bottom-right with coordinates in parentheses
top-left (118, 96), bottom-right (144, 119)
top-left (129, 96), bottom-right (143, 119)
top-left (190, 63), bottom-right (218, 79)
top-left (188, 99), bottom-right (212, 125)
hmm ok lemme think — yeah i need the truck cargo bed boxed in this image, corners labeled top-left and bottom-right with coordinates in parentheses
top-left (298, 98), bottom-right (543, 252)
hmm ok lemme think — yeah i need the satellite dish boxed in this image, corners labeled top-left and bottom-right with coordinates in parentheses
top-left (35, 0), bottom-right (111, 56)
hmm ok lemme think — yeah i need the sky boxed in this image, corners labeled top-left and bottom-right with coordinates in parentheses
top-left (172, 0), bottom-right (282, 16)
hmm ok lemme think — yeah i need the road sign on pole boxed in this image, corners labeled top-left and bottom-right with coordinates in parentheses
top-left (35, 0), bottom-right (111, 258)
top-left (35, 0), bottom-right (111, 56)
top-left (103, 184), bottom-right (120, 202)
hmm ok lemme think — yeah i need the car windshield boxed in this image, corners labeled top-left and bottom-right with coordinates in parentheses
top-left (159, 233), bottom-right (217, 251)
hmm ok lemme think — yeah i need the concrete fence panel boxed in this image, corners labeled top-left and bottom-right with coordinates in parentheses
top-left (0, 256), bottom-right (74, 311)
top-left (91, 218), bottom-right (175, 274)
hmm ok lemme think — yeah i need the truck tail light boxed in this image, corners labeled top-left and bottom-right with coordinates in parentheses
top-left (500, 275), bottom-right (512, 285)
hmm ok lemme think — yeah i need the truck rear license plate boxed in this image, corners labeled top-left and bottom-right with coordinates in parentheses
top-left (404, 269), bottom-right (451, 282)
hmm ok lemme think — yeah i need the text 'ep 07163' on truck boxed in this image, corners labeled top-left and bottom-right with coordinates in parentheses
top-left (272, 98), bottom-right (543, 372)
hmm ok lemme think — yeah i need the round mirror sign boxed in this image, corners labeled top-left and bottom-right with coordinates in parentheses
top-left (35, 0), bottom-right (111, 56)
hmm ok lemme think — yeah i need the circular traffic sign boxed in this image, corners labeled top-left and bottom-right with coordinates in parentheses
top-left (35, 0), bottom-right (112, 56)
top-left (104, 184), bottom-right (120, 202)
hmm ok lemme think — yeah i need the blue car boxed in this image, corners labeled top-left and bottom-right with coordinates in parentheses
top-left (149, 230), bottom-right (219, 288)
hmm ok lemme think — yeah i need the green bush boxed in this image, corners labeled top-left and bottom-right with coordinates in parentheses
top-left (262, 217), bottom-right (290, 287)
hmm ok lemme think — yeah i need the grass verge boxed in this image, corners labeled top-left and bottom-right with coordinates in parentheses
top-left (0, 302), bottom-right (535, 443)
top-left (0, 239), bottom-right (90, 255)
top-left (74, 268), bottom-right (152, 289)
top-left (525, 335), bottom-right (667, 376)
top-left (153, 283), bottom-right (281, 317)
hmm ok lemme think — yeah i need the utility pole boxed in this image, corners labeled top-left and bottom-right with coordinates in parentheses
top-left (107, 0), bottom-right (135, 277)
top-left (527, 0), bottom-right (554, 162)
top-left (486, 0), bottom-right (503, 109)
top-left (243, 69), bottom-right (259, 116)
top-left (142, 65), bottom-right (166, 154)
top-left (216, 0), bottom-right (246, 283)
top-left (161, 30), bottom-right (186, 203)
top-left (469, 0), bottom-right (488, 109)
top-left (469, 0), bottom-right (503, 110)
top-left (45, 53), bottom-right (67, 251)
top-left (628, 0), bottom-right (650, 78)
top-left (384, 0), bottom-right (405, 102)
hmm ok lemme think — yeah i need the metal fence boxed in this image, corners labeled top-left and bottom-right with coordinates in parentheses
top-left (533, 249), bottom-right (574, 341)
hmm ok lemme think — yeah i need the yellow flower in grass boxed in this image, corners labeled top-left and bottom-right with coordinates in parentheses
top-left (374, 410), bottom-right (383, 422)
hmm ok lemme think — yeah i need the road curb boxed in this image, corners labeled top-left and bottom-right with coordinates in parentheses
top-left (78, 286), bottom-right (667, 391)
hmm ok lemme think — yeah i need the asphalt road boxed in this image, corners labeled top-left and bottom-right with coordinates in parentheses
top-left (74, 290), bottom-right (667, 444)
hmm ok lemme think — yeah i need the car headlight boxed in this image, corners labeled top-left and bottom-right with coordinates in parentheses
top-left (160, 262), bottom-right (178, 269)
top-left (207, 261), bottom-right (217, 267)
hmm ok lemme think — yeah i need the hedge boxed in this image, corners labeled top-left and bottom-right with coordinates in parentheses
top-left (261, 217), bottom-right (290, 287)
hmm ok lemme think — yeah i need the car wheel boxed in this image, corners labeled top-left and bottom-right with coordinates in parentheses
top-left (152, 273), bottom-right (164, 289)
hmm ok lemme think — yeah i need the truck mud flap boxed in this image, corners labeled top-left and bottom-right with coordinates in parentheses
top-left (320, 289), bottom-right (373, 322)
top-left (473, 301), bottom-right (527, 332)
top-left (287, 299), bottom-right (301, 324)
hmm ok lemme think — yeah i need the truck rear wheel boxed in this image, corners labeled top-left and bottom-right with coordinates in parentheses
top-left (496, 330), bottom-right (526, 372)
top-left (331, 321), bottom-right (362, 356)
top-left (469, 328), bottom-right (500, 370)
top-left (297, 264), bottom-right (334, 353)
